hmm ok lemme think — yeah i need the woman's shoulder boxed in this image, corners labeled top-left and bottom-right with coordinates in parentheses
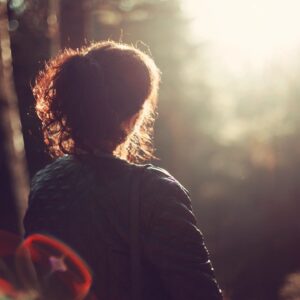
top-left (30, 157), bottom-right (191, 210)
top-left (140, 163), bottom-right (192, 209)
top-left (31, 156), bottom-right (83, 186)
top-left (141, 164), bottom-right (183, 187)
top-left (29, 155), bottom-right (94, 203)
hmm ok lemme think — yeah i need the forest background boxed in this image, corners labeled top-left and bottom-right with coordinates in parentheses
top-left (1, 0), bottom-right (300, 299)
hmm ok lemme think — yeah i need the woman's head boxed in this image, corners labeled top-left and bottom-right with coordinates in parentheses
top-left (33, 40), bottom-right (160, 163)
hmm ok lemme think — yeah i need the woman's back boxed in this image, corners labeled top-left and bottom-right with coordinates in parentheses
top-left (24, 154), bottom-right (222, 299)
top-left (24, 40), bottom-right (222, 299)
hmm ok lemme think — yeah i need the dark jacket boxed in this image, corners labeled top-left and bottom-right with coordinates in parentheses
top-left (24, 154), bottom-right (222, 300)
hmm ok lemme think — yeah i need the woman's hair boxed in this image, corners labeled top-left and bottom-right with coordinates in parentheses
top-left (33, 40), bottom-right (160, 163)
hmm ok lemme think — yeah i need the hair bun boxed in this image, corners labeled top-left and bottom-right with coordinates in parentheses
top-left (34, 41), bottom-right (160, 162)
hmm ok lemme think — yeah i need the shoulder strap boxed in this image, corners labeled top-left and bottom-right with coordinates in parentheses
top-left (130, 166), bottom-right (146, 300)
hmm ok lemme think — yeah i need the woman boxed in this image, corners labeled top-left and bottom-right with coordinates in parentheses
top-left (24, 41), bottom-right (222, 299)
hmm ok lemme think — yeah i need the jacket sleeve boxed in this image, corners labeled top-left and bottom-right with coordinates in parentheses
top-left (141, 167), bottom-right (222, 300)
top-left (23, 170), bottom-right (48, 236)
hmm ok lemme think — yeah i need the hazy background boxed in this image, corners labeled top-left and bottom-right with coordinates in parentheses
top-left (1, 0), bottom-right (300, 299)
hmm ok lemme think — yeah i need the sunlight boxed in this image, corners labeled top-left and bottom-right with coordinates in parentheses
top-left (182, 0), bottom-right (300, 72)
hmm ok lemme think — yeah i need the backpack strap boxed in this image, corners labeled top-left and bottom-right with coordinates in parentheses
top-left (130, 166), bottom-right (146, 300)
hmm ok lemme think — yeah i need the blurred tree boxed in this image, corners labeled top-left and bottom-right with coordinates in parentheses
top-left (0, 0), bottom-right (28, 234)
top-left (59, 0), bottom-right (92, 49)
top-left (9, 0), bottom-right (51, 176)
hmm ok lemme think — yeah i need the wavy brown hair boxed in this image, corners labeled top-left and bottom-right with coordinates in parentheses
top-left (33, 41), bottom-right (160, 163)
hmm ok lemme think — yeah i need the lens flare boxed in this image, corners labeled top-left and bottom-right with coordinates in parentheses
top-left (17, 234), bottom-right (92, 300)
top-left (0, 278), bottom-right (18, 297)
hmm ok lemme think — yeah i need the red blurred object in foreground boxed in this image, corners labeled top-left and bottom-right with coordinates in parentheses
top-left (0, 278), bottom-right (18, 297)
top-left (18, 234), bottom-right (93, 300)
top-left (0, 230), bottom-right (93, 299)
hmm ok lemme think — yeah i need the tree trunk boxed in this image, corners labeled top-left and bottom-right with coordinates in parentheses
top-left (59, 0), bottom-right (92, 49)
top-left (0, 1), bottom-right (29, 235)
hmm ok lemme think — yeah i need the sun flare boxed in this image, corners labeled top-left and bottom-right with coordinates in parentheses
top-left (182, 0), bottom-right (300, 71)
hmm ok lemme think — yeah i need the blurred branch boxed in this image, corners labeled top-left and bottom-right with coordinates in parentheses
top-left (0, 1), bottom-right (29, 235)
